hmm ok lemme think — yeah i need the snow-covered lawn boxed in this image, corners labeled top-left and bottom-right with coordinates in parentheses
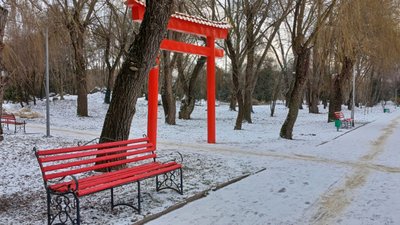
top-left (1, 93), bottom-right (399, 224)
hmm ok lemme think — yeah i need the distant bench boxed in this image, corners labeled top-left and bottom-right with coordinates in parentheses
top-left (0, 113), bottom-right (26, 133)
top-left (34, 137), bottom-right (183, 225)
top-left (334, 111), bottom-right (353, 131)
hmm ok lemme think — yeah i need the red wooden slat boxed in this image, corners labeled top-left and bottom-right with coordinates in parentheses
top-left (161, 39), bottom-right (224, 58)
top-left (77, 162), bottom-right (178, 190)
top-left (44, 153), bottom-right (157, 181)
top-left (38, 137), bottom-right (149, 155)
top-left (77, 164), bottom-right (182, 196)
top-left (39, 143), bottom-right (153, 163)
top-left (49, 162), bottom-right (162, 191)
top-left (42, 147), bottom-right (155, 172)
top-left (49, 162), bottom-right (177, 192)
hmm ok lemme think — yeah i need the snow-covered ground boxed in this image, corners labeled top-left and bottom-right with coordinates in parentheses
top-left (1, 93), bottom-right (399, 225)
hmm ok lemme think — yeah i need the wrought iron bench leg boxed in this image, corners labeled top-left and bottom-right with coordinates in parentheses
top-left (137, 182), bottom-right (141, 214)
top-left (47, 190), bottom-right (80, 225)
top-left (110, 182), bottom-right (141, 214)
top-left (156, 168), bottom-right (184, 195)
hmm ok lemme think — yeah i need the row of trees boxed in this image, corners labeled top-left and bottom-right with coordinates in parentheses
top-left (1, 0), bottom-right (400, 141)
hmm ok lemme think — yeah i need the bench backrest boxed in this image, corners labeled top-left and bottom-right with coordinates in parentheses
top-left (34, 137), bottom-right (155, 184)
top-left (334, 111), bottom-right (344, 119)
top-left (1, 113), bottom-right (16, 122)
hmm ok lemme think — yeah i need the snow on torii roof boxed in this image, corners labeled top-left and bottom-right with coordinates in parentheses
top-left (172, 12), bottom-right (231, 30)
top-left (126, 0), bottom-right (231, 39)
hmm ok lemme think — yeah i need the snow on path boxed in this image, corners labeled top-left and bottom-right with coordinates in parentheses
top-left (146, 113), bottom-right (400, 225)
top-left (307, 115), bottom-right (400, 225)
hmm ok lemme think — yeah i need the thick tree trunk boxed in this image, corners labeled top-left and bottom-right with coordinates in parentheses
top-left (328, 57), bottom-right (353, 121)
top-left (101, 0), bottom-right (174, 140)
top-left (280, 48), bottom-right (311, 139)
top-left (0, 7), bottom-right (8, 142)
top-left (161, 51), bottom-right (176, 125)
top-left (178, 56), bottom-right (206, 119)
top-left (98, 0), bottom-right (175, 170)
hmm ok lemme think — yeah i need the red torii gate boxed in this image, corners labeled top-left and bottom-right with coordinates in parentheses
top-left (126, 0), bottom-right (230, 146)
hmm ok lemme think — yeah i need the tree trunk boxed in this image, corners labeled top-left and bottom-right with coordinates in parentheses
top-left (328, 57), bottom-right (353, 121)
top-left (98, 0), bottom-right (175, 170)
top-left (243, 3), bottom-right (256, 123)
top-left (270, 73), bottom-right (283, 117)
top-left (161, 50), bottom-right (176, 125)
top-left (229, 94), bottom-right (236, 111)
top-left (232, 60), bottom-right (244, 130)
top-left (226, 33), bottom-right (244, 130)
top-left (178, 56), bottom-right (206, 119)
top-left (307, 50), bottom-right (320, 114)
top-left (368, 70), bottom-right (382, 107)
top-left (104, 67), bottom-right (115, 104)
top-left (307, 82), bottom-right (320, 113)
top-left (70, 22), bottom-right (88, 117)
top-left (101, 0), bottom-right (174, 140)
top-left (280, 48), bottom-right (311, 139)
top-left (0, 6), bottom-right (8, 142)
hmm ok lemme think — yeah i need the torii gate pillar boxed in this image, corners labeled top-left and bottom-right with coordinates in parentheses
top-left (147, 63), bottom-right (159, 148)
top-left (207, 37), bottom-right (216, 144)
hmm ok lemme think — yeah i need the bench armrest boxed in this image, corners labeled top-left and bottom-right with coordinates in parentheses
top-left (48, 175), bottom-right (79, 193)
top-left (67, 175), bottom-right (79, 192)
top-left (78, 138), bottom-right (100, 146)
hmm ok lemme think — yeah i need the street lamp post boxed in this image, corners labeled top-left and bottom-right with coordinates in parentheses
top-left (45, 27), bottom-right (50, 137)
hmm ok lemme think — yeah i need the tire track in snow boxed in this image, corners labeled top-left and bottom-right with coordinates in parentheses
top-left (160, 140), bottom-right (400, 174)
top-left (27, 123), bottom-right (99, 137)
top-left (308, 116), bottom-right (400, 225)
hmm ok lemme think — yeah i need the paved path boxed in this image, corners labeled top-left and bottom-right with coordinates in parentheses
top-left (145, 112), bottom-right (400, 225)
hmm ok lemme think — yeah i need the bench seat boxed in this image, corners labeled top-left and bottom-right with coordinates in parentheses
top-left (49, 161), bottom-right (181, 196)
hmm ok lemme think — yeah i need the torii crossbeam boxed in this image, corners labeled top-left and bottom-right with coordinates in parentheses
top-left (126, 0), bottom-right (230, 145)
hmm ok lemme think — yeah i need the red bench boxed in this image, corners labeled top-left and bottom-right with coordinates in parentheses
top-left (0, 113), bottom-right (26, 133)
top-left (334, 111), bottom-right (353, 130)
top-left (34, 137), bottom-right (183, 225)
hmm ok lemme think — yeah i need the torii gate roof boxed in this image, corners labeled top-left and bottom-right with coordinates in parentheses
top-left (126, 0), bottom-right (230, 39)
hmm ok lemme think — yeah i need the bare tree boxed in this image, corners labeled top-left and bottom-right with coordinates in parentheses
top-left (280, 0), bottom-right (337, 139)
top-left (93, 1), bottom-right (133, 104)
top-left (177, 54), bottom-right (206, 119)
top-left (270, 30), bottom-right (292, 117)
top-left (326, 0), bottom-right (400, 121)
top-left (44, 0), bottom-right (98, 116)
top-left (218, 0), bottom-right (293, 129)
